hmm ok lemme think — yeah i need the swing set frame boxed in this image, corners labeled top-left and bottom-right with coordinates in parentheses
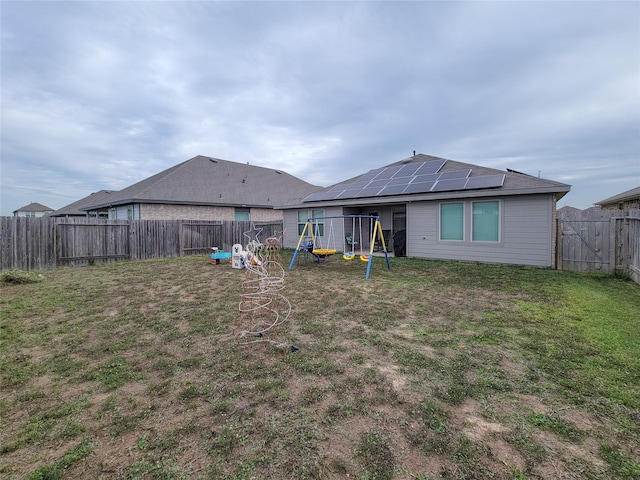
top-left (289, 215), bottom-right (391, 279)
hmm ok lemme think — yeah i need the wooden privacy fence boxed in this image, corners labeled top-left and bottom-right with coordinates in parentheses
top-left (557, 209), bottom-right (640, 283)
top-left (0, 217), bottom-right (283, 271)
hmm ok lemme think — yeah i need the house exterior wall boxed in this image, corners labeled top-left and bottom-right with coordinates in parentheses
top-left (108, 204), bottom-right (283, 221)
top-left (407, 194), bottom-right (554, 266)
top-left (283, 206), bottom-right (345, 249)
top-left (14, 211), bottom-right (51, 218)
top-left (109, 204), bottom-right (140, 220)
top-left (250, 208), bottom-right (283, 222)
top-left (601, 198), bottom-right (640, 210)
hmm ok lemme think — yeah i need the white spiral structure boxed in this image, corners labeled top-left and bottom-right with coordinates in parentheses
top-left (235, 228), bottom-right (291, 347)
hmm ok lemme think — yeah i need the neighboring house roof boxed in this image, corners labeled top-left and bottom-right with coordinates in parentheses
top-left (50, 190), bottom-right (116, 217)
top-left (294, 153), bottom-right (570, 207)
top-left (86, 155), bottom-right (322, 211)
top-left (557, 205), bottom-right (583, 215)
top-left (595, 186), bottom-right (640, 207)
top-left (13, 202), bottom-right (54, 214)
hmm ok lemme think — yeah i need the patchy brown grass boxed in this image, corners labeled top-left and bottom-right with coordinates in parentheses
top-left (1, 253), bottom-right (639, 479)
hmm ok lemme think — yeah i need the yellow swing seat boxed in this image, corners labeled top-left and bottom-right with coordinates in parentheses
top-left (343, 252), bottom-right (355, 261)
top-left (359, 254), bottom-right (370, 262)
top-left (312, 248), bottom-right (336, 256)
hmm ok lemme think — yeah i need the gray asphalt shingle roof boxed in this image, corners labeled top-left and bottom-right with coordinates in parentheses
top-left (13, 202), bottom-right (54, 214)
top-left (87, 155), bottom-right (322, 210)
top-left (297, 153), bottom-right (570, 206)
top-left (595, 186), bottom-right (640, 206)
top-left (50, 190), bottom-right (116, 216)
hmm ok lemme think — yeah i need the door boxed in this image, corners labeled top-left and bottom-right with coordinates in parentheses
top-left (392, 208), bottom-right (406, 256)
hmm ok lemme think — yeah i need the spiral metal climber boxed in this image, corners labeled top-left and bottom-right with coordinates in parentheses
top-left (235, 226), bottom-right (291, 349)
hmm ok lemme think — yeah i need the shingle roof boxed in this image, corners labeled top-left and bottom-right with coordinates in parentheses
top-left (13, 202), bottom-right (54, 213)
top-left (86, 155), bottom-right (322, 211)
top-left (50, 190), bottom-right (116, 216)
top-left (298, 153), bottom-right (570, 206)
top-left (595, 186), bottom-right (640, 206)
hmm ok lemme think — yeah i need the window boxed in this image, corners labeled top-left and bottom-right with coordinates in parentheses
top-left (127, 206), bottom-right (134, 221)
top-left (235, 207), bottom-right (250, 221)
top-left (298, 209), bottom-right (324, 235)
top-left (440, 203), bottom-right (464, 241)
top-left (311, 209), bottom-right (324, 236)
top-left (297, 211), bottom-right (308, 235)
top-left (472, 201), bottom-right (499, 242)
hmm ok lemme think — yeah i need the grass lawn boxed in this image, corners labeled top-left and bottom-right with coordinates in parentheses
top-left (1, 252), bottom-right (639, 479)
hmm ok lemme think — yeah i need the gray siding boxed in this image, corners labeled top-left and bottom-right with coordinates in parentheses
top-left (283, 206), bottom-right (345, 249)
top-left (408, 194), bottom-right (553, 266)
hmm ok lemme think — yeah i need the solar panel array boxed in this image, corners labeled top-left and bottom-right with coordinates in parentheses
top-left (303, 159), bottom-right (505, 202)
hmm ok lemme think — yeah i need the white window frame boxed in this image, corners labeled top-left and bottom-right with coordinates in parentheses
top-left (439, 202), bottom-right (465, 241)
top-left (471, 200), bottom-right (501, 243)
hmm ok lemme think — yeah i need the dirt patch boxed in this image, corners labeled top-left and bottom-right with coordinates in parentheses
top-left (376, 363), bottom-right (409, 391)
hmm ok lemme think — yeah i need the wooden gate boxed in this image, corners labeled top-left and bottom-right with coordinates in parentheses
top-left (557, 208), bottom-right (640, 281)
top-left (559, 218), bottom-right (612, 273)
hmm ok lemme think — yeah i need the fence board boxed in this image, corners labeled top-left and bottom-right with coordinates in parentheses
top-left (181, 222), bottom-right (222, 255)
top-left (1, 217), bottom-right (284, 271)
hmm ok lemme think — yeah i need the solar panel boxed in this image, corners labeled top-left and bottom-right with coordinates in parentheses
top-left (358, 186), bottom-right (384, 197)
top-left (343, 181), bottom-right (370, 191)
top-left (303, 159), bottom-right (505, 203)
top-left (414, 159), bottom-right (446, 175)
top-left (367, 178), bottom-right (391, 189)
top-left (339, 187), bottom-right (365, 197)
top-left (377, 184), bottom-right (408, 196)
top-left (412, 173), bottom-right (440, 184)
top-left (393, 163), bottom-right (424, 177)
top-left (374, 165), bottom-right (403, 180)
top-left (303, 191), bottom-right (327, 202)
top-left (464, 174), bottom-right (505, 189)
top-left (431, 178), bottom-right (469, 192)
top-left (327, 191), bottom-right (347, 200)
top-left (358, 168), bottom-right (385, 182)
top-left (402, 181), bottom-right (436, 194)
top-left (386, 176), bottom-right (412, 186)
top-left (439, 169), bottom-right (471, 180)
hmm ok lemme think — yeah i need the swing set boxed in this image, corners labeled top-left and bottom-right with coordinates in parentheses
top-left (289, 215), bottom-right (391, 279)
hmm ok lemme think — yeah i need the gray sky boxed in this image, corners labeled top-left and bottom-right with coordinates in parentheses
top-left (1, 1), bottom-right (639, 215)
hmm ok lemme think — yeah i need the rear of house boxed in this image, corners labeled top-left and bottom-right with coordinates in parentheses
top-left (281, 154), bottom-right (570, 267)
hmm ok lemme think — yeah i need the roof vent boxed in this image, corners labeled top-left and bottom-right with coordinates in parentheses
top-left (209, 158), bottom-right (218, 163)
top-left (275, 170), bottom-right (282, 175)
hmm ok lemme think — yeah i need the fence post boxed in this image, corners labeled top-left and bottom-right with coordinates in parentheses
top-left (128, 221), bottom-right (136, 261)
top-left (609, 217), bottom-right (618, 274)
top-left (555, 218), bottom-right (563, 270)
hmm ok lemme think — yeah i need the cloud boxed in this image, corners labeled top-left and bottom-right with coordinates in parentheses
top-left (1, 1), bottom-right (638, 213)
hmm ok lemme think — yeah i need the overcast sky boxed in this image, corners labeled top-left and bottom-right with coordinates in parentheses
top-left (1, 1), bottom-right (638, 215)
